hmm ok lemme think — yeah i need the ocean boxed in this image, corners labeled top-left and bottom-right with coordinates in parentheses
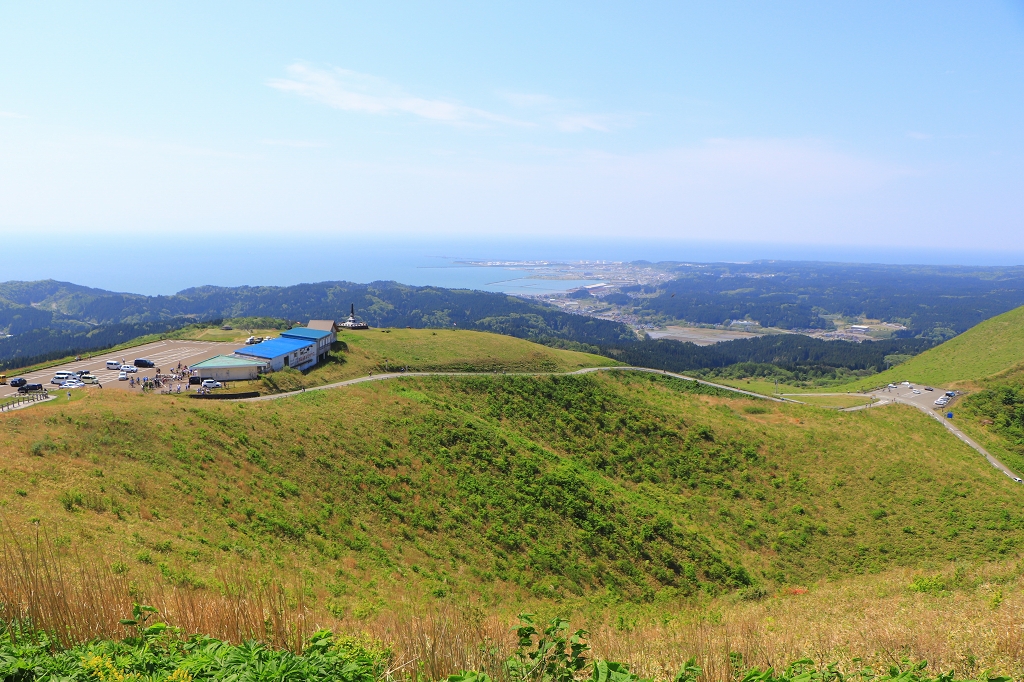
top-left (3, 233), bottom-right (1022, 296)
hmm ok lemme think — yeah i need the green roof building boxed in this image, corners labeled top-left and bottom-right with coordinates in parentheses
top-left (191, 355), bottom-right (267, 382)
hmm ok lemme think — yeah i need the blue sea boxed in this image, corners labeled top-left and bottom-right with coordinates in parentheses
top-left (3, 234), bottom-right (1022, 296)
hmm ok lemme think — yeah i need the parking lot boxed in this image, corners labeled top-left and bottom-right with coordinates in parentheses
top-left (867, 382), bottom-right (958, 412)
top-left (0, 340), bottom-right (243, 398)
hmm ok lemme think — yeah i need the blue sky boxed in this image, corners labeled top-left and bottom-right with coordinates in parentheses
top-left (0, 2), bottom-right (1022, 257)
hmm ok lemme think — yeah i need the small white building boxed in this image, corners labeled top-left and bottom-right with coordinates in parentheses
top-left (190, 355), bottom-right (267, 382)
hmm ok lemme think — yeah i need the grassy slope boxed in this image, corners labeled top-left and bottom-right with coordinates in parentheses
top-left (711, 305), bottom-right (1024, 397)
top-left (2, 370), bottom-right (1021, 615)
top-left (224, 328), bottom-right (619, 394)
top-left (948, 363), bottom-right (1024, 476)
top-left (839, 305), bottom-right (1024, 391)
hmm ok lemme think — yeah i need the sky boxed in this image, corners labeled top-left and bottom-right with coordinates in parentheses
top-left (1, 1), bottom-right (1023, 272)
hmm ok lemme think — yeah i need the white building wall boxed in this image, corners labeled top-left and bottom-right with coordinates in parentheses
top-left (196, 365), bottom-right (260, 381)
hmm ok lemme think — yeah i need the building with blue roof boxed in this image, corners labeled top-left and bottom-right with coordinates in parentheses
top-left (281, 326), bottom-right (334, 363)
top-left (234, 336), bottom-right (317, 371)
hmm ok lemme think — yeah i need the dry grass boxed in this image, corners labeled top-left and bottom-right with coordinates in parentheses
top-left (0, 527), bottom-right (318, 651)
top-left (5, 531), bottom-right (1024, 680)
top-left (587, 564), bottom-right (1024, 680)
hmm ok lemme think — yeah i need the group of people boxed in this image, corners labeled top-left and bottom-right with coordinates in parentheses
top-left (128, 361), bottom-right (198, 395)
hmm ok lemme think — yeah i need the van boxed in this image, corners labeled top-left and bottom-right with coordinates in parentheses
top-left (51, 371), bottom-right (75, 385)
top-left (106, 360), bottom-right (122, 370)
top-left (134, 359), bottom-right (155, 368)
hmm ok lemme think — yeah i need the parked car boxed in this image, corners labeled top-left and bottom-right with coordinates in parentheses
top-left (118, 371), bottom-right (128, 381)
top-left (201, 379), bottom-right (222, 389)
top-left (924, 387), bottom-right (934, 391)
top-left (912, 389), bottom-right (921, 394)
top-left (17, 383), bottom-right (43, 393)
top-left (120, 364), bottom-right (137, 373)
top-left (245, 336), bottom-right (258, 345)
top-left (51, 371), bottom-right (76, 385)
top-left (80, 374), bottom-right (99, 384)
top-left (1015, 477), bottom-right (1023, 484)
top-left (106, 360), bottom-right (122, 370)
top-left (945, 391), bottom-right (956, 397)
top-left (189, 376), bottom-right (201, 385)
top-left (9, 377), bottom-right (27, 388)
top-left (134, 359), bottom-right (155, 368)
top-left (61, 380), bottom-right (85, 389)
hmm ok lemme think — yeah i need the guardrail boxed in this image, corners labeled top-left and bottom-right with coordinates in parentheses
top-left (0, 391), bottom-right (51, 412)
top-left (189, 391), bottom-right (261, 400)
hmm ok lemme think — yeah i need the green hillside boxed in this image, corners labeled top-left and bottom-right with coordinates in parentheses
top-left (779, 304), bottom-right (1024, 394)
top-left (2, 369), bottom-right (1021, 614)
top-left (215, 328), bottom-right (619, 394)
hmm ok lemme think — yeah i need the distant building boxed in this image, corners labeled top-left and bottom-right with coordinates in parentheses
top-left (339, 303), bottom-right (369, 330)
top-left (849, 325), bottom-right (870, 333)
top-left (308, 319), bottom-right (340, 334)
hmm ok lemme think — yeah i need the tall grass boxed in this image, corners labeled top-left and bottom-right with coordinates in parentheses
top-left (0, 527), bottom-right (315, 651)
top-left (4, 529), bottom-right (1024, 680)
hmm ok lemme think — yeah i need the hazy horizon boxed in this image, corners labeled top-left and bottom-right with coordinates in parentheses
top-left (1, 3), bottom-right (1022, 256)
top-left (3, 234), bottom-right (1024, 297)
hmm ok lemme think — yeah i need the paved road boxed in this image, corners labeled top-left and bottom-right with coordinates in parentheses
top-left (848, 383), bottom-right (1022, 481)
top-left (0, 340), bottom-right (240, 399)
top-left (239, 366), bottom-right (797, 403)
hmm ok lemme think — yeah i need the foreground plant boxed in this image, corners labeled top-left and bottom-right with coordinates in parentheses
top-left (0, 605), bottom-right (392, 682)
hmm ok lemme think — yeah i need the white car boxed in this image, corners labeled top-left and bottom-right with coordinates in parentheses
top-left (80, 374), bottom-right (99, 384)
top-left (912, 389), bottom-right (921, 394)
top-left (118, 371), bottom-right (128, 381)
top-left (888, 384), bottom-right (897, 389)
top-left (61, 380), bottom-right (85, 389)
top-left (120, 364), bottom-right (137, 373)
top-left (201, 379), bottom-right (222, 389)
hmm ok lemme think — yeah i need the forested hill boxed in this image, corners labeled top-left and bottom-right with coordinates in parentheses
top-left (625, 262), bottom-right (1024, 338)
top-left (599, 334), bottom-right (935, 378)
top-left (0, 280), bottom-right (636, 368)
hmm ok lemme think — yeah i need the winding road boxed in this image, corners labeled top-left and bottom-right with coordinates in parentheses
top-left (842, 384), bottom-right (1022, 481)
top-left (237, 366), bottom-right (798, 403)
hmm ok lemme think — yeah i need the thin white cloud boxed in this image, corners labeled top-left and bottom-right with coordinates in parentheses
top-left (499, 90), bottom-right (631, 133)
top-left (268, 63), bottom-right (527, 127)
top-left (258, 138), bottom-right (327, 148)
top-left (0, 110), bottom-right (28, 119)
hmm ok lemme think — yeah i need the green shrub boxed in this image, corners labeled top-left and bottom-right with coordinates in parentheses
top-left (909, 575), bottom-right (948, 595)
